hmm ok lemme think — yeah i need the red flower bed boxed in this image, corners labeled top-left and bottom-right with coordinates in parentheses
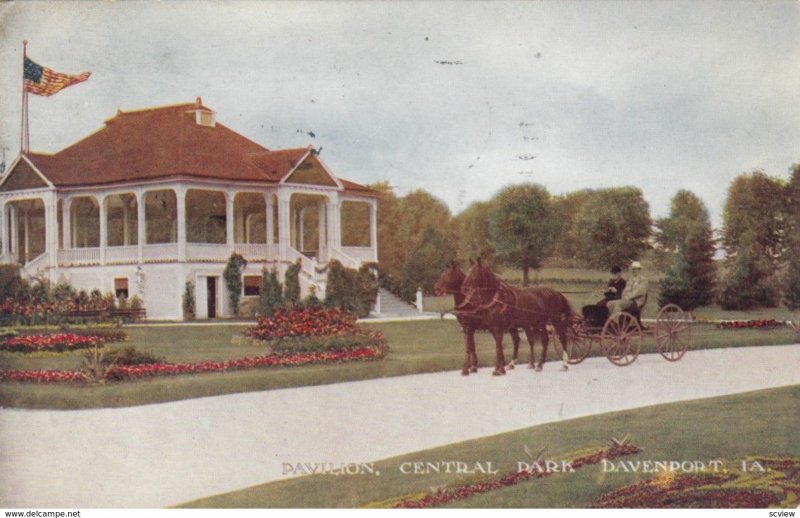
top-left (0, 333), bottom-right (103, 353)
top-left (717, 319), bottom-right (786, 330)
top-left (0, 369), bottom-right (88, 383)
top-left (246, 306), bottom-right (364, 340)
top-left (0, 346), bottom-right (386, 383)
top-left (392, 444), bottom-right (641, 509)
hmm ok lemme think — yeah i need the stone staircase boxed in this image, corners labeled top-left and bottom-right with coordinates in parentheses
top-left (373, 287), bottom-right (421, 317)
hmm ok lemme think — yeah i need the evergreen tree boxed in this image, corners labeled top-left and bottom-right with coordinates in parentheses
top-left (718, 244), bottom-right (778, 310)
top-left (284, 260), bottom-right (301, 303)
top-left (257, 267), bottom-right (283, 317)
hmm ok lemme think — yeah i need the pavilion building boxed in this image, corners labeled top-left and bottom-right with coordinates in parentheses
top-left (0, 98), bottom-right (379, 319)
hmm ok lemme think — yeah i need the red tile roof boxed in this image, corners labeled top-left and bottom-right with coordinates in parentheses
top-left (24, 101), bottom-right (378, 196)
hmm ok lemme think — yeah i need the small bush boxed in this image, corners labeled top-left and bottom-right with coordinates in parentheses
top-left (183, 281), bottom-right (196, 320)
top-left (269, 334), bottom-right (384, 355)
top-left (325, 260), bottom-right (379, 317)
top-left (284, 259), bottom-right (301, 303)
top-left (105, 346), bottom-right (165, 366)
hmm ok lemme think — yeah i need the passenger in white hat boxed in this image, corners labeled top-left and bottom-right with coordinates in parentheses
top-left (608, 261), bottom-right (648, 319)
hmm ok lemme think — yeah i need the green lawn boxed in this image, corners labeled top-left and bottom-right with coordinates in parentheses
top-left (0, 318), bottom-right (797, 410)
top-left (179, 384), bottom-right (800, 508)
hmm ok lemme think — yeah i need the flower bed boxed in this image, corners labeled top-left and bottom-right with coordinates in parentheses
top-left (0, 345), bottom-right (387, 383)
top-left (0, 333), bottom-right (103, 353)
top-left (716, 319), bottom-right (787, 330)
top-left (246, 306), bottom-right (364, 339)
top-left (593, 457), bottom-right (799, 508)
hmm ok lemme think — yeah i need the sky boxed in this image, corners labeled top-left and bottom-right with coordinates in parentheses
top-left (0, 1), bottom-right (798, 230)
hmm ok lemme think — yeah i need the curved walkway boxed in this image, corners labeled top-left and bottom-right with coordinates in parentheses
top-left (1, 343), bottom-right (799, 508)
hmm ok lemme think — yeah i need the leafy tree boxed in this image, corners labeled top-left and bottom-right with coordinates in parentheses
top-left (454, 200), bottom-right (495, 264)
top-left (552, 189), bottom-right (595, 262)
top-left (371, 183), bottom-right (457, 297)
top-left (572, 187), bottom-right (652, 269)
top-left (784, 164), bottom-right (800, 310)
top-left (488, 183), bottom-right (560, 286)
top-left (722, 171), bottom-right (787, 264)
top-left (655, 190), bottom-right (717, 307)
top-left (257, 267), bottom-right (284, 317)
top-left (400, 225), bottom-right (457, 296)
top-left (720, 171), bottom-right (788, 308)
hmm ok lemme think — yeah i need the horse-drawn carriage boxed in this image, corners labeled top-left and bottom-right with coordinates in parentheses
top-left (565, 300), bottom-right (692, 367)
top-left (435, 261), bottom-right (693, 375)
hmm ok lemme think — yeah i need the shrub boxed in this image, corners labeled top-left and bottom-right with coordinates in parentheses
top-left (183, 280), bottom-right (196, 320)
top-left (717, 245), bottom-right (779, 310)
top-left (325, 260), bottom-right (379, 317)
top-left (0, 265), bottom-right (23, 301)
top-left (129, 295), bottom-right (143, 310)
top-left (223, 253), bottom-right (248, 315)
top-left (257, 267), bottom-right (283, 317)
top-left (105, 346), bottom-right (165, 366)
top-left (284, 259), bottom-right (301, 303)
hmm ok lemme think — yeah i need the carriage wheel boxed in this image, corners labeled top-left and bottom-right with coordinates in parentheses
top-left (600, 312), bottom-right (642, 366)
top-left (655, 304), bottom-right (691, 361)
top-left (565, 320), bottom-right (593, 364)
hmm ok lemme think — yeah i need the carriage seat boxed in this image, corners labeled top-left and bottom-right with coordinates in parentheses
top-left (582, 294), bottom-right (648, 328)
top-left (581, 304), bottom-right (609, 328)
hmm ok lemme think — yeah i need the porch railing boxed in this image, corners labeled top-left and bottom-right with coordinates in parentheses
top-left (233, 243), bottom-right (275, 261)
top-left (105, 246), bottom-right (138, 264)
top-left (142, 243), bottom-right (178, 262)
top-left (23, 252), bottom-right (49, 276)
top-left (58, 247), bottom-right (101, 265)
top-left (186, 243), bottom-right (231, 262)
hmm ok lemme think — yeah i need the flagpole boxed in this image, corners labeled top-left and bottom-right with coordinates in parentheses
top-left (20, 40), bottom-right (29, 154)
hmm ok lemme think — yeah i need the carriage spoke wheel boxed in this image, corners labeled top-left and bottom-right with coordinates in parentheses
top-left (601, 312), bottom-right (642, 366)
top-left (655, 304), bottom-right (691, 361)
top-left (566, 320), bottom-right (592, 364)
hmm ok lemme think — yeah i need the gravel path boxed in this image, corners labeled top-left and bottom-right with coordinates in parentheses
top-left (1, 343), bottom-right (798, 508)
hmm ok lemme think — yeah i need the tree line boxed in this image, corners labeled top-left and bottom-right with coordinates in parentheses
top-left (370, 164), bottom-right (800, 312)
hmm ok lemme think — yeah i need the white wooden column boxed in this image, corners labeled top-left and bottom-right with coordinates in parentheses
top-left (318, 201), bottom-right (327, 261)
top-left (47, 192), bottom-right (58, 274)
top-left (99, 195), bottom-right (107, 265)
top-left (10, 205), bottom-right (18, 258)
top-left (22, 208), bottom-right (29, 263)
top-left (226, 192), bottom-right (234, 251)
top-left (265, 193), bottom-right (274, 246)
top-left (370, 199), bottom-right (378, 261)
top-left (122, 197), bottom-right (130, 246)
top-left (62, 198), bottom-right (71, 250)
top-left (328, 192), bottom-right (340, 251)
top-left (278, 190), bottom-right (290, 260)
top-left (176, 187), bottom-right (186, 262)
top-left (0, 201), bottom-right (7, 257)
top-left (298, 207), bottom-right (305, 252)
top-left (136, 190), bottom-right (145, 263)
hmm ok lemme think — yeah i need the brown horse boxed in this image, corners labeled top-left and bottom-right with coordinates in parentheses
top-left (461, 260), bottom-right (575, 375)
top-left (434, 262), bottom-right (524, 376)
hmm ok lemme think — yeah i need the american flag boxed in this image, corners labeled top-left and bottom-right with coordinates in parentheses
top-left (23, 57), bottom-right (91, 97)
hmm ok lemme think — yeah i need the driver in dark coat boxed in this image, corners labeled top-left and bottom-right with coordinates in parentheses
top-left (597, 265), bottom-right (626, 306)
